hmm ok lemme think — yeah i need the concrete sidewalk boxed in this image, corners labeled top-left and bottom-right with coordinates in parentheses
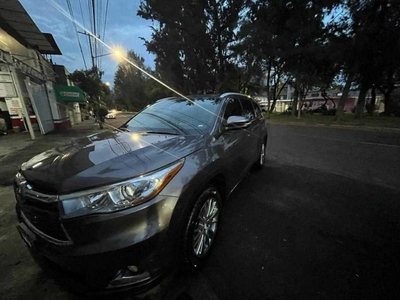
top-left (0, 120), bottom-right (102, 186)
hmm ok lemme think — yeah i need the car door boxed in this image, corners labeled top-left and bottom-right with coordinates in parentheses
top-left (218, 97), bottom-right (249, 189)
top-left (238, 97), bottom-right (262, 166)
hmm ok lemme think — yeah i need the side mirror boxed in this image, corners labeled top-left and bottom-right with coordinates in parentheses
top-left (224, 115), bottom-right (250, 130)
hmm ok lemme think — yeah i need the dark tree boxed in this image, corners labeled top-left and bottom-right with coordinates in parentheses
top-left (113, 50), bottom-right (171, 111)
top-left (138, 0), bottom-right (247, 93)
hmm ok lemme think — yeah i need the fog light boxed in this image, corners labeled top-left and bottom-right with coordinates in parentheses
top-left (108, 267), bottom-right (151, 288)
top-left (127, 265), bottom-right (139, 273)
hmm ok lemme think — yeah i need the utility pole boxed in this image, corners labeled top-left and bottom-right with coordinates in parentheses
top-left (92, 0), bottom-right (97, 68)
top-left (88, 33), bottom-right (95, 68)
top-left (77, 1), bottom-right (97, 69)
top-left (78, 31), bottom-right (95, 68)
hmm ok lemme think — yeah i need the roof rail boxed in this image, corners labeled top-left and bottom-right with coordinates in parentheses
top-left (219, 92), bottom-right (251, 98)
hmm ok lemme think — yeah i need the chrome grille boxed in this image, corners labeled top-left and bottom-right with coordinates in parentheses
top-left (16, 184), bottom-right (71, 244)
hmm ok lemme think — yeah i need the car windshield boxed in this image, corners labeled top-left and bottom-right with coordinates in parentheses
top-left (123, 98), bottom-right (221, 135)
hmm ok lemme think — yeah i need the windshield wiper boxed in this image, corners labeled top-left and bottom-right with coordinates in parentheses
top-left (142, 112), bottom-right (188, 134)
top-left (156, 111), bottom-right (204, 134)
top-left (119, 127), bottom-right (130, 132)
top-left (140, 131), bottom-right (180, 135)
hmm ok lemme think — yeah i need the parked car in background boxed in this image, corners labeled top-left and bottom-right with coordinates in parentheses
top-left (14, 92), bottom-right (268, 293)
top-left (105, 112), bottom-right (116, 119)
top-left (260, 104), bottom-right (268, 112)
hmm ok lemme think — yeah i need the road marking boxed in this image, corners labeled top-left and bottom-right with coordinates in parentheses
top-left (286, 133), bottom-right (400, 148)
top-left (360, 141), bottom-right (400, 148)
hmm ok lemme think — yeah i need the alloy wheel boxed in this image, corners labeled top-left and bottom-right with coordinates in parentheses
top-left (260, 141), bottom-right (266, 165)
top-left (192, 197), bottom-right (219, 257)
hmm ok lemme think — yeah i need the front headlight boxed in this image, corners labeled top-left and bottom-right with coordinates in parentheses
top-left (15, 172), bottom-right (27, 185)
top-left (60, 160), bottom-right (184, 218)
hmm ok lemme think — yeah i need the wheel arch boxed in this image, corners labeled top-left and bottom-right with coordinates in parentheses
top-left (166, 172), bottom-right (226, 249)
top-left (207, 173), bottom-right (227, 203)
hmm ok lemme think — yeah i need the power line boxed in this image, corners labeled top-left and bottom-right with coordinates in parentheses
top-left (87, 0), bottom-right (93, 33)
top-left (78, 0), bottom-right (90, 54)
top-left (56, 0), bottom-right (73, 41)
top-left (97, 0), bottom-right (103, 69)
top-left (85, 0), bottom-right (95, 68)
top-left (91, 0), bottom-right (97, 68)
top-left (102, 0), bottom-right (108, 69)
top-left (98, 0), bottom-right (108, 70)
top-left (103, 0), bottom-right (109, 42)
top-left (66, 0), bottom-right (87, 69)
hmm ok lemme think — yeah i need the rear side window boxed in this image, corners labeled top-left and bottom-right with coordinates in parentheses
top-left (239, 98), bottom-right (256, 120)
top-left (251, 100), bottom-right (262, 117)
top-left (223, 98), bottom-right (243, 120)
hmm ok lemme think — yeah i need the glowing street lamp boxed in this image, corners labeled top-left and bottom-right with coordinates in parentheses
top-left (114, 49), bottom-right (123, 58)
top-left (94, 48), bottom-right (124, 60)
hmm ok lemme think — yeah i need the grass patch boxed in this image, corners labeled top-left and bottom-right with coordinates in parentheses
top-left (264, 112), bottom-right (400, 129)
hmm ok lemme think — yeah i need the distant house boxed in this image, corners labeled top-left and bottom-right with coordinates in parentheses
top-left (303, 90), bottom-right (357, 112)
top-left (253, 86), bottom-right (387, 113)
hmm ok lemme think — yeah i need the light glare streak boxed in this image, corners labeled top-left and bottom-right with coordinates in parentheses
top-left (47, 0), bottom-right (263, 147)
top-left (48, 0), bottom-right (227, 120)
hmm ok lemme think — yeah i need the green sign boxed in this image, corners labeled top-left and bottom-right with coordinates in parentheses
top-left (53, 84), bottom-right (85, 102)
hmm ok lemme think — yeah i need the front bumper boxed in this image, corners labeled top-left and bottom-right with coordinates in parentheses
top-left (16, 194), bottom-right (179, 293)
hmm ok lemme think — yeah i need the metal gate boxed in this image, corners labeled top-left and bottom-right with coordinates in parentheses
top-left (25, 80), bottom-right (54, 134)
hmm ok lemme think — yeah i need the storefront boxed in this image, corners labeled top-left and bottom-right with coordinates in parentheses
top-left (0, 0), bottom-right (62, 138)
top-left (52, 84), bottom-right (85, 130)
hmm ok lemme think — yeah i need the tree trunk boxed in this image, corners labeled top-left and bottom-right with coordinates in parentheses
top-left (291, 87), bottom-right (298, 117)
top-left (297, 90), bottom-right (303, 119)
top-left (366, 85), bottom-right (376, 115)
top-left (384, 92), bottom-right (392, 115)
top-left (355, 85), bottom-right (369, 119)
top-left (270, 98), bottom-right (277, 112)
top-left (266, 62), bottom-right (272, 115)
top-left (336, 73), bottom-right (353, 120)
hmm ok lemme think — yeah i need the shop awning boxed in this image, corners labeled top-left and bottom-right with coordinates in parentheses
top-left (0, 0), bottom-right (62, 55)
top-left (54, 84), bottom-right (85, 102)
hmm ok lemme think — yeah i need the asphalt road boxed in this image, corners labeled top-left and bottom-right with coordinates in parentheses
top-left (105, 113), bottom-right (135, 129)
top-left (201, 124), bottom-right (400, 300)
top-left (1, 123), bottom-right (399, 300)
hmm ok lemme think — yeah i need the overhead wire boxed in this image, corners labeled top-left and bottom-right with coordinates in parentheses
top-left (87, 0), bottom-right (95, 68)
top-left (103, 0), bottom-right (109, 42)
top-left (65, 0), bottom-right (87, 69)
top-left (97, 0), bottom-right (103, 69)
top-left (102, 0), bottom-right (108, 71)
top-left (56, 0), bottom-right (74, 42)
top-left (78, 0), bottom-right (91, 66)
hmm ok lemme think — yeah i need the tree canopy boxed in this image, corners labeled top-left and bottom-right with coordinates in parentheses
top-left (69, 67), bottom-right (110, 108)
top-left (113, 50), bottom-right (171, 111)
top-left (109, 0), bottom-right (400, 118)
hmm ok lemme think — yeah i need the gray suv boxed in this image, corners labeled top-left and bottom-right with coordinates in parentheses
top-left (15, 92), bottom-right (268, 293)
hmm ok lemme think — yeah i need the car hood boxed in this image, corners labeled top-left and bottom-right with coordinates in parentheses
top-left (20, 130), bottom-right (204, 194)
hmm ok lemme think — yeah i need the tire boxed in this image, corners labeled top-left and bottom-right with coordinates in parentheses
top-left (254, 137), bottom-right (267, 170)
top-left (181, 186), bottom-right (222, 269)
